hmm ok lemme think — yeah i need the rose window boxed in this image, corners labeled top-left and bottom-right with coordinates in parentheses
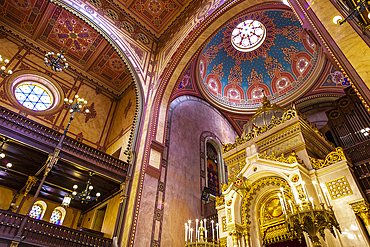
top-left (231, 20), bottom-right (266, 52)
top-left (14, 83), bottom-right (53, 111)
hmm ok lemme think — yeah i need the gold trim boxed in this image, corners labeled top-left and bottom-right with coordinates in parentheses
top-left (259, 150), bottom-right (305, 166)
top-left (309, 147), bottom-right (347, 169)
top-left (326, 176), bottom-right (353, 200)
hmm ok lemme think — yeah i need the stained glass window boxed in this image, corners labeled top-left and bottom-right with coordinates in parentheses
top-left (14, 83), bottom-right (53, 111)
top-left (50, 209), bottom-right (62, 225)
top-left (231, 20), bottom-right (266, 52)
top-left (29, 204), bottom-right (43, 220)
top-left (206, 143), bottom-right (220, 196)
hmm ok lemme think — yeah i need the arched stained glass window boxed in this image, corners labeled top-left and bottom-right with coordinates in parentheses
top-left (50, 210), bottom-right (61, 224)
top-left (50, 206), bottom-right (66, 225)
top-left (206, 143), bottom-right (220, 196)
top-left (14, 83), bottom-right (53, 111)
top-left (29, 200), bottom-right (47, 220)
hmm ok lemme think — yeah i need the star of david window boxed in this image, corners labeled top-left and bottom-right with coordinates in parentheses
top-left (14, 83), bottom-right (53, 111)
top-left (231, 20), bottom-right (266, 52)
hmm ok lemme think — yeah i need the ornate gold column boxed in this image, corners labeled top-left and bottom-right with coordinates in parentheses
top-left (350, 199), bottom-right (370, 234)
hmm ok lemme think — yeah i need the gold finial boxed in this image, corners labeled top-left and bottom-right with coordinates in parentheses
top-left (262, 90), bottom-right (271, 108)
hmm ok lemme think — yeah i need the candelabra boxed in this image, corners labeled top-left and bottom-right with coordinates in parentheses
top-left (0, 138), bottom-right (12, 171)
top-left (0, 55), bottom-right (13, 75)
top-left (185, 219), bottom-right (220, 247)
top-left (277, 186), bottom-right (341, 247)
top-left (44, 50), bottom-right (68, 72)
top-left (71, 174), bottom-right (100, 204)
top-left (333, 0), bottom-right (370, 30)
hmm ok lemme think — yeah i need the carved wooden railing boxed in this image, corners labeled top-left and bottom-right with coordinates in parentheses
top-left (0, 210), bottom-right (112, 247)
top-left (0, 106), bottom-right (129, 177)
top-left (344, 139), bottom-right (370, 165)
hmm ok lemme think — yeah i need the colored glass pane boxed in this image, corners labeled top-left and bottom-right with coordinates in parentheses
top-left (231, 20), bottom-right (266, 52)
top-left (50, 210), bottom-right (62, 225)
top-left (14, 83), bottom-right (53, 111)
top-left (29, 204), bottom-right (43, 220)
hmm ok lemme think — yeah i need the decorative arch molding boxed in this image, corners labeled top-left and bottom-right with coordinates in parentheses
top-left (241, 176), bottom-right (292, 225)
top-left (1, 1), bottom-right (144, 245)
top-left (146, 95), bottom-right (236, 247)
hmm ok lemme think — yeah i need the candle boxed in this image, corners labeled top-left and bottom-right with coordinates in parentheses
top-left (197, 230), bottom-right (200, 242)
top-left (288, 200), bottom-right (293, 213)
top-left (185, 223), bottom-right (188, 242)
top-left (204, 219), bottom-right (207, 239)
top-left (320, 183), bottom-right (331, 206)
top-left (280, 187), bottom-right (288, 209)
top-left (190, 228), bottom-right (193, 242)
top-left (188, 220), bottom-right (191, 240)
top-left (216, 223), bottom-right (219, 241)
top-left (278, 193), bottom-right (286, 214)
top-left (211, 220), bottom-right (214, 240)
top-left (196, 219), bottom-right (198, 240)
top-left (301, 181), bottom-right (309, 200)
top-left (297, 199), bottom-right (303, 211)
top-left (312, 181), bottom-right (323, 203)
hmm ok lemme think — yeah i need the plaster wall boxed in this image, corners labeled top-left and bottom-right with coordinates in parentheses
top-left (157, 98), bottom-right (236, 247)
top-left (80, 193), bottom-right (121, 238)
top-left (0, 37), bottom-right (117, 150)
top-left (105, 86), bottom-right (137, 161)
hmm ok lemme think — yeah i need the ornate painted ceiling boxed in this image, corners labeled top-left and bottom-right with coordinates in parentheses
top-left (104, 0), bottom-right (193, 37)
top-left (198, 9), bottom-right (326, 112)
top-left (0, 0), bottom-right (133, 94)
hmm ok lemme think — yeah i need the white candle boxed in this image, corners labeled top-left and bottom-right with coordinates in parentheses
top-left (301, 181), bottom-right (309, 201)
top-left (204, 219), bottom-right (207, 239)
top-left (196, 219), bottom-right (198, 240)
top-left (278, 193), bottom-right (286, 214)
top-left (309, 197), bottom-right (314, 207)
top-left (288, 200), bottom-right (293, 213)
top-left (320, 183), bottom-right (331, 206)
top-left (197, 230), bottom-right (200, 242)
top-left (211, 220), bottom-right (214, 240)
top-left (190, 228), bottom-right (193, 242)
top-left (280, 187), bottom-right (288, 209)
top-left (216, 223), bottom-right (219, 241)
top-left (312, 181), bottom-right (323, 203)
top-left (185, 223), bottom-right (188, 242)
top-left (188, 220), bottom-right (191, 240)
top-left (297, 199), bottom-right (303, 211)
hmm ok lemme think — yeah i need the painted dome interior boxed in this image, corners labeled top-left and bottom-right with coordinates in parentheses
top-left (198, 9), bottom-right (323, 111)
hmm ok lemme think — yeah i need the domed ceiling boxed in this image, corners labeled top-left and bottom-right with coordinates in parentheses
top-left (198, 9), bottom-right (325, 112)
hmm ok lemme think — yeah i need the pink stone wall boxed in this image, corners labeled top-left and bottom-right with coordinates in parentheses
top-left (159, 97), bottom-right (236, 246)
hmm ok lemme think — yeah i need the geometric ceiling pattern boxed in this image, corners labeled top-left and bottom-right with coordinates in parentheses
top-left (0, 0), bottom-right (133, 93)
top-left (199, 9), bottom-right (322, 110)
top-left (109, 0), bottom-right (192, 36)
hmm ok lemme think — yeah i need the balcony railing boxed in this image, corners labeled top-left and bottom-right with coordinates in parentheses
top-left (344, 139), bottom-right (370, 165)
top-left (0, 209), bottom-right (112, 247)
top-left (0, 106), bottom-right (129, 177)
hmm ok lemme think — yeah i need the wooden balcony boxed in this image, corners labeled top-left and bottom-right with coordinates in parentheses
top-left (0, 106), bottom-right (128, 181)
top-left (0, 209), bottom-right (112, 247)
